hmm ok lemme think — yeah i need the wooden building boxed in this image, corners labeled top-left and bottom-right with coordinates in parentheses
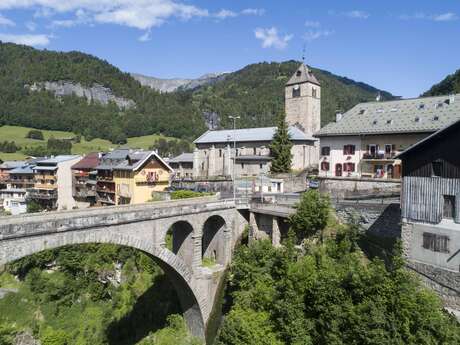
top-left (398, 119), bottom-right (460, 308)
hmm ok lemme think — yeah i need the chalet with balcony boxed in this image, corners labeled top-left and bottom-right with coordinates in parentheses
top-left (71, 152), bottom-right (102, 207)
top-left (398, 119), bottom-right (460, 308)
top-left (113, 150), bottom-right (173, 205)
top-left (0, 161), bottom-right (25, 189)
top-left (28, 155), bottom-right (81, 210)
top-left (315, 94), bottom-right (460, 180)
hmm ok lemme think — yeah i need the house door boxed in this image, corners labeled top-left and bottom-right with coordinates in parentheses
top-left (335, 164), bottom-right (342, 177)
top-left (443, 195), bottom-right (455, 219)
top-left (394, 164), bottom-right (401, 179)
top-left (387, 165), bottom-right (394, 179)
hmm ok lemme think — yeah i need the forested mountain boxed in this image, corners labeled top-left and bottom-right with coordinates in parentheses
top-left (423, 69), bottom-right (460, 96)
top-left (0, 42), bottom-right (394, 144)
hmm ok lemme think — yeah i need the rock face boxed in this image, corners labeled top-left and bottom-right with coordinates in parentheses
top-left (26, 81), bottom-right (136, 109)
top-left (131, 72), bottom-right (227, 93)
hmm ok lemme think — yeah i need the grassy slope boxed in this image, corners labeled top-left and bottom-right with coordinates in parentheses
top-left (0, 125), bottom-right (175, 160)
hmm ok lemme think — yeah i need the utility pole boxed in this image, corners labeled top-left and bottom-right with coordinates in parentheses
top-left (229, 115), bottom-right (240, 202)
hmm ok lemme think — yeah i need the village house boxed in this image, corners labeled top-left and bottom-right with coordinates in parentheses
top-left (28, 155), bottom-right (81, 210)
top-left (398, 119), bottom-right (460, 308)
top-left (193, 63), bottom-right (320, 179)
top-left (0, 161), bottom-right (25, 189)
top-left (168, 153), bottom-right (194, 179)
top-left (71, 152), bottom-right (101, 207)
top-left (95, 149), bottom-right (173, 206)
top-left (315, 94), bottom-right (460, 179)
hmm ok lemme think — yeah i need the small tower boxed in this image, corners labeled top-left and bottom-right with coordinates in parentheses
top-left (284, 63), bottom-right (321, 135)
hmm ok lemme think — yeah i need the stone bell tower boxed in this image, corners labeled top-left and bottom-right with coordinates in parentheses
top-left (284, 63), bottom-right (321, 135)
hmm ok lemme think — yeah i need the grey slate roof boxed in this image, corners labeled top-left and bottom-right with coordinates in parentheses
top-left (0, 161), bottom-right (26, 169)
top-left (286, 63), bottom-right (320, 86)
top-left (316, 94), bottom-right (460, 137)
top-left (194, 126), bottom-right (316, 144)
top-left (36, 155), bottom-right (81, 164)
top-left (96, 149), bottom-right (173, 172)
top-left (169, 153), bottom-right (194, 163)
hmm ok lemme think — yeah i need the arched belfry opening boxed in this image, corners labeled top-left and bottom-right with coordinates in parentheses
top-left (166, 221), bottom-right (194, 266)
top-left (202, 215), bottom-right (226, 265)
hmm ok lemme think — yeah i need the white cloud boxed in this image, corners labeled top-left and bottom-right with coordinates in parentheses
top-left (241, 8), bottom-right (265, 16)
top-left (254, 27), bottom-right (292, 50)
top-left (304, 20), bottom-right (320, 28)
top-left (138, 31), bottom-right (151, 42)
top-left (0, 13), bottom-right (15, 26)
top-left (330, 10), bottom-right (370, 19)
top-left (400, 12), bottom-right (458, 22)
top-left (25, 21), bottom-right (37, 31)
top-left (303, 29), bottom-right (334, 42)
top-left (215, 9), bottom-right (237, 19)
top-left (0, 33), bottom-right (50, 46)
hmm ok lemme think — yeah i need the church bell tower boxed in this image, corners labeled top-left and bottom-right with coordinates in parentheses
top-left (284, 63), bottom-right (321, 135)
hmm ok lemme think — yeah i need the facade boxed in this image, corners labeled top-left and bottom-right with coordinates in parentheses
top-left (193, 127), bottom-right (316, 178)
top-left (95, 149), bottom-right (173, 206)
top-left (0, 188), bottom-right (27, 215)
top-left (0, 161), bottom-right (25, 189)
top-left (28, 155), bottom-right (82, 210)
top-left (113, 151), bottom-right (173, 205)
top-left (316, 94), bottom-right (460, 179)
top-left (169, 153), bottom-right (194, 179)
top-left (72, 153), bottom-right (101, 207)
top-left (192, 63), bottom-right (321, 179)
top-left (398, 119), bottom-right (460, 308)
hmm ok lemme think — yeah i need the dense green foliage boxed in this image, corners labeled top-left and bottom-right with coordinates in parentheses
top-left (0, 42), bottom-right (206, 142)
top-left (0, 244), bottom-right (200, 345)
top-left (217, 233), bottom-right (460, 345)
top-left (0, 43), bottom-right (394, 144)
top-left (0, 141), bottom-right (20, 153)
top-left (170, 190), bottom-right (212, 199)
top-left (26, 130), bottom-right (44, 140)
top-left (23, 137), bottom-right (72, 156)
top-left (269, 114), bottom-right (293, 173)
top-left (423, 69), bottom-right (460, 96)
top-left (150, 138), bottom-right (193, 158)
top-left (289, 190), bottom-right (331, 240)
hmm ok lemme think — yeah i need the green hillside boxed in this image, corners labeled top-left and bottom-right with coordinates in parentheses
top-left (190, 60), bottom-right (395, 129)
top-left (423, 69), bottom-right (460, 96)
top-left (0, 43), bottom-right (394, 144)
top-left (0, 125), bottom-right (178, 160)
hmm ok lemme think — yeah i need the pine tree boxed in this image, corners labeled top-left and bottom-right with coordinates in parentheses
top-left (269, 113), bottom-right (293, 173)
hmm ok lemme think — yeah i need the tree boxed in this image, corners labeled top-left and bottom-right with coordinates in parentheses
top-left (27, 200), bottom-right (43, 213)
top-left (26, 130), bottom-right (44, 140)
top-left (269, 113), bottom-right (292, 173)
top-left (288, 190), bottom-right (330, 240)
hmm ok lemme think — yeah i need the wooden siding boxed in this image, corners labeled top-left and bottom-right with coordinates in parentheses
top-left (402, 176), bottom-right (460, 223)
top-left (406, 159), bottom-right (460, 178)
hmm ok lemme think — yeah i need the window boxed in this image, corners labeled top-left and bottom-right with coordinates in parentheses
top-left (259, 164), bottom-right (263, 169)
top-left (386, 119), bottom-right (393, 125)
top-left (372, 119), bottom-right (378, 125)
top-left (343, 145), bottom-right (355, 155)
top-left (359, 109), bottom-right (365, 115)
top-left (443, 195), bottom-right (455, 219)
top-left (423, 233), bottom-right (450, 253)
top-left (236, 149), bottom-right (239, 156)
top-left (415, 116), bottom-right (421, 122)
top-left (219, 149), bottom-right (222, 157)
top-left (292, 85), bottom-right (301, 98)
top-left (433, 115), bottom-right (439, 121)
top-left (312, 88), bottom-right (317, 98)
top-left (321, 146), bottom-right (330, 156)
top-left (241, 163), bottom-right (245, 169)
top-left (321, 161), bottom-right (330, 171)
top-left (418, 103), bottom-right (425, 110)
top-left (432, 160), bottom-right (443, 177)
top-left (296, 70), bottom-right (301, 77)
top-left (253, 147), bottom-right (257, 155)
top-left (343, 163), bottom-right (355, 172)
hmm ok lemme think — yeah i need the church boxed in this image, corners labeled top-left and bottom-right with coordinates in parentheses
top-left (192, 63), bottom-right (321, 178)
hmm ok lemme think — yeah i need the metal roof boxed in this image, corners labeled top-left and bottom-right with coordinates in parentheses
top-left (286, 63), bottom-right (320, 86)
top-left (0, 161), bottom-right (26, 169)
top-left (194, 126), bottom-right (316, 144)
top-left (72, 152), bottom-right (101, 170)
top-left (33, 166), bottom-right (58, 171)
top-left (36, 155), bottom-right (81, 164)
top-left (316, 94), bottom-right (460, 137)
top-left (169, 153), bottom-right (194, 163)
top-left (9, 165), bottom-right (35, 174)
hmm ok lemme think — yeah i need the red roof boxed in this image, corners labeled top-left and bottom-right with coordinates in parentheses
top-left (72, 153), bottom-right (101, 170)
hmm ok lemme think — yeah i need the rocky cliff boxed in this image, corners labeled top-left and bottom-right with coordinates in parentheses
top-left (26, 81), bottom-right (136, 109)
top-left (131, 73), bottom-right (227, 93)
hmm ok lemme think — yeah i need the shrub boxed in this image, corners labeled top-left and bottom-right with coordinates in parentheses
top-left (26, 130), bottom-right (44, 140)
top-left (170, 190), bottom-right (212, 200)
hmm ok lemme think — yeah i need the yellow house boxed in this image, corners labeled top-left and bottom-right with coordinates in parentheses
top-left (113, 151), bottom-right (174, 205)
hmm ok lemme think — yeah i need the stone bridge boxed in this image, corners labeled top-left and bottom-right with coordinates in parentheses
top-left (0, 196), bottom-right (247, 340)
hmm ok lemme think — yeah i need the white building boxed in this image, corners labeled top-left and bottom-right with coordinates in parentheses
top-left (193, 63), bottom-right (321, 178)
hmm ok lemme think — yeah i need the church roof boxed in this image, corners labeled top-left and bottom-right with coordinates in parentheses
top-left (315, 94), bottom-right (460, 137)
top-left (194, 126), bottom-right (316, 144)
top-left (286, 63), bottom-right (320, 87)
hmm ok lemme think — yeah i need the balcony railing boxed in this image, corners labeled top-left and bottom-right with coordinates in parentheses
top-left (27, 189), bottom-right (57, 200)
top-left (362, 152), bottom-right (397, 160)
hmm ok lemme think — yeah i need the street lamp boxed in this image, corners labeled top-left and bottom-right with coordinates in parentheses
top-left (228, 115), bottom-right (240, 201)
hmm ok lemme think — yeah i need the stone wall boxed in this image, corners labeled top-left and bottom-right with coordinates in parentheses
top-left (319, 176), bottom-right (401, 198)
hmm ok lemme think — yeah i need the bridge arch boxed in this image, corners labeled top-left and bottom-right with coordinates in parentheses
top-left (202, 215), bottom-right (227, 265)
top-left (165, 220), bottom-right (195, 267)
top-left (0, 230), bottom-right (206, 339)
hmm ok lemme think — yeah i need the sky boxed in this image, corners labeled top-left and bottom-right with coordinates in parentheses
top-left (0, 0), bottom-right (458, 98)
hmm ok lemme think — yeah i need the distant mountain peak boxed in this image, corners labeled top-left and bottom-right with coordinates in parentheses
top-left (131, 72), bottom-right (228, 93)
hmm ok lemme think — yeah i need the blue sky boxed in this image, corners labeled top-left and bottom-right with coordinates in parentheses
top-left (0, 0), bottom-right (458, 97)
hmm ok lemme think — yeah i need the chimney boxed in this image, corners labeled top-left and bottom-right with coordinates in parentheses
top-left (335, 111), bottom-right (343, 122)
